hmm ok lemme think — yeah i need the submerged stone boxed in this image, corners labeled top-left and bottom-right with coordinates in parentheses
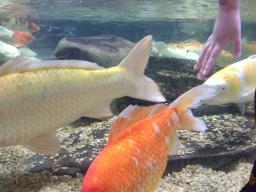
top-left (54, 35), bottom-right (134, 67)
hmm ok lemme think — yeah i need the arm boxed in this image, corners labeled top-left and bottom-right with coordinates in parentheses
top-left (194, 0), bottom-right (241, 80)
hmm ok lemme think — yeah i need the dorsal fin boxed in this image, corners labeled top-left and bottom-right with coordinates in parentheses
top-left (108, 104), bottom-right (168, 142)
top-left (0, 56), bottom-right (104, 76)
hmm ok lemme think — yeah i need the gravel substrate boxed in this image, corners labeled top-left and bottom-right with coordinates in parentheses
top-left (0, 158), bottom-right (253, 192)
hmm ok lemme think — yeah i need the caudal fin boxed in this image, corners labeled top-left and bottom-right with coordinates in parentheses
top-left (170, 85), bottom-right (216, 132)
top-left (119, 35), bottom-right (166, 103)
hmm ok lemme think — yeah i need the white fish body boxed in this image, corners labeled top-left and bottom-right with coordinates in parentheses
top-left (152, 41), bottom-right (199, 61)
top-left (203, 55), bottom-right (256, 112)
top-left (0, 26), bottom-right (14, 40)
top-left (0, 35), bottom-right (165, 154)
top-left (0, 40), bottom-right (21, 63)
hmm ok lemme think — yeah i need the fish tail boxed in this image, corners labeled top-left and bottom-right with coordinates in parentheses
top-left (169, 85), bottom-right (216, 131)
top-left (119, 35), bottom-right (166, 103)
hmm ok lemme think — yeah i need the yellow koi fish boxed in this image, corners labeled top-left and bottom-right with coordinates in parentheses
top-left (203, 55), bottom-right (256, 113)
top-left (0, 35), bottom-right (165, 154)
top-left (81, 85), bottom-right (216, 192)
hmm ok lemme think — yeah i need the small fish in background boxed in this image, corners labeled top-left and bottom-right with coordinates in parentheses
top-left (152, 41), bottom-right (199, 61)
top-left (0, 35), bottom-right (165, 155)
top-left (0, 25), bottom-right (14, 41)
top-left (0, 15), bottom-right (40, 33)
top-left (0, 26), bottom-right (34, 47)
top-left (27, 21), bottom-right (40, 32)
top-left (202, 55), bottom-right (256, 114)
top-left (242, 38), bottom-right (256, 52)
top-left (170, 40), bottom-right (234, 60)
top-left (81, 85), bottom-right (216, 192)
top-left (11, 29), bottom-right (35, 47)
top-left (168, 39), bottom-right (203, 54)
top-left (152, 39), bottom-right (233, 61)
top-left (0, 40), bottom-right (21, 63)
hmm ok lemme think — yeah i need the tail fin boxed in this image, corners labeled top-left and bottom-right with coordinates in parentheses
top-left (119, 35), bottom-right (166, 102)
top-left (170, 85), bottom-right (216, 132)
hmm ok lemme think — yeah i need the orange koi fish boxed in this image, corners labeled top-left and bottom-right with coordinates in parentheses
top-left (28, 22), bottom-right (40, 32)
top-left (81, 85), bottom-right (216, 192)
top-left (11, 30), bottom-right (35, 47)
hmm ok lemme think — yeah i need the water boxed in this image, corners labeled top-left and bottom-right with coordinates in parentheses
top-left (1, 0), bottom-right (255, 59)
top-left (0, 0), bottom-right (255, 192)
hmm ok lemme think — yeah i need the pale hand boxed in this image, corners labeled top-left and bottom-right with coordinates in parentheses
top-left (194, 8), bottom-right (241, 80)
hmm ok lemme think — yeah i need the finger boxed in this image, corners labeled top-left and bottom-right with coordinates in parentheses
top-left (194, 36), bottom-right (212, 71)
top-left (198, 43), bottom-right (224, 80)
top-left (200, 39), bottom-right (215, 70)
top-left (232, 36), bottom-right (241, 59)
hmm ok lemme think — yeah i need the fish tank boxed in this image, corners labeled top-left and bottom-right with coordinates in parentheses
top-left (0, 0), bottom-right (255, 191)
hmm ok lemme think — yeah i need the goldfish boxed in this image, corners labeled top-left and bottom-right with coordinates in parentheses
top-left (168, 40), bottom-right (233, 60)
top-left (152, 41), bottom-right (199, 61)
top-left (0, 15), bottom-right (40, 33)
top-left (0, 35), bottom-right (165, 154)
top-left (81, 84), bottom-right (215, 192)
top-left (27, 22), bottom-right (40, 32)
top-left (11, 30), bottom-right (35, 47)
top-left (203, 55), bottom-right (256, 114)
top-left (0, 26), bottom-right (34, 47)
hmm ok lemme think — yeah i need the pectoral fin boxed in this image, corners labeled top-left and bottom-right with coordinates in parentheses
top-left (84, 103), bottom-right (113, 119)
top-left (236, 103), bottom-right (246, 115)
top-left (168, 132), bottom-right (179, 156)
top-left (23, 131), bottom-right (60, 155)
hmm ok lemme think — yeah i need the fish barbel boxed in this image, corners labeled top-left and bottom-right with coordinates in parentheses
top-left (81, 85), bottom-right (216, 192)
top-left (203, 55), bottom-right (256, 113)
top-left (0, 35), bottom-right (165, 154)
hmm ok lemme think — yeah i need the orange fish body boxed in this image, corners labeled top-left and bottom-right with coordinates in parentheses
top-left (28, 22), bottom-right (40, 32)
top-left (81, 85), bottom-right (216, 192)
top-left (11, 30), bottom-right (34, 47)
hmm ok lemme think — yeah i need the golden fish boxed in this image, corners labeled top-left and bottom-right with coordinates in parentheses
top-left (0, 35), bottom-right (165, 154)
top-left (168, 39), bottom-right (233, 60)
top-left (203, 55), bottom-right (256, 113)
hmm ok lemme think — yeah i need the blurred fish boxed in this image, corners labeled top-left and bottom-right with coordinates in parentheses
top-left (168, 39), bottom-right (203, 54)
top-left (168, 39), bottom-right (233, 60)
top-left (0, 35), bottom-right (165, 154)
top-left (0, 25), bottom-right (14, 41)
top-left (243, 39), bottom-right (256, 52)
top-left (152, 41), bottom-right (199, 61)
top-left (203, 55), bottom-right (256, 114)
top-left (12, 30), bottom-right (34, 47)
top-left (27, 22), bottom-right (40, 32)
top-left (81, 85), bottom-right (216, 192)
top-left (0, 40), bottom-right (20, 63)
top-left (18, 47), bottom-right (37, 58)
top-left (0, 15), bottom-right (40, 33)
top-left (0, 26), bottom-right (34, 47)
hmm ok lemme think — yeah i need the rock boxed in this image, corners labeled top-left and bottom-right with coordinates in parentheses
top-left (54, 35), bottom-right (135, 67)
